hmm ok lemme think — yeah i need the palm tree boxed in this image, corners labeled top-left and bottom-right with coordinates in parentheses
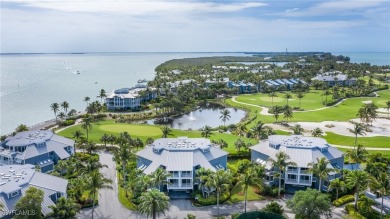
top-left (322, 89), bottom-right (331, 105)
top-left (236, 166), bottom-right (264, 213)
top-left (328, 178), bottom-right (346, 200)
top-left (50, 103), bottom-right (59, 122)
top-left (234, 138), bottom-right (246, 152)
top-left (348, 122), bottom-right (366, 147)
top-left (58, 112), bottom-right (66, 122)
top-left (84, 170), bottom-right (113, 219)
top-left (48, 197), bottom-right (80, 219)
top-left (83, 96), bottom-right (90, 108)
top-left (357, 103), bottom-right (378, 125)
top-left (54, 160), bottom-right (68, 176)
top-left (347, 144), bottom-right (368, 169)
top-left (201, 125), bottom-right (213, 138)
top-left (284, 93), bottom-right (292, 106)
top-left (85, 141), bottom-right (98, 155)
top-left (15, 124), bottom-right (29, 133)
top-left (386, 100), bottom-right (390, 118)
top-left (205, 170), bottom-right (232, 217)
top-left (370, 172), bottom-right (390, 219)
top-left (268, 152), bottom-right (297, 197)
top-left (97, 89), bottom-right (106, 104)
top-left (268, 92), bottom-right (278, 106)
top-left (138, 188), bottom-right (170, 219)
top-left (100, 134), bottom-right (109, 149)
top-left (346, 170), bottom-right (371, 210)
top-left (61, 101), bottom-right (70, 117)
top-left (271, 106), bottom-right (282, 123)
top-left (150, 168), bottom-right (171, 191)
top-left (296, 92), bottom-right (305, 109)
top-left (235, 124), bottom-right (247, 138)
top-left (308, 157), bottom-right (334, 191)
top-left (161, 126), bottom-right (172, 138)
top-left (291, 124), bottom-right (304, 135)
top-left (145, 137), bottom-right (154, 145)
top-left (251, 121), bottom-right (268, 140)
top-left (113, 137), bottom-right (132, 187)
top-left (283, 105), bottom-right (293, 122)
top-left (311, 127), bottom-right (323, 137)
top-left (219, 109), bottom-right (231, 127)
top-left (81, 114), bottom-right (93, 142)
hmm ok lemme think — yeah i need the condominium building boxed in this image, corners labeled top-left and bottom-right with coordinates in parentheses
top-left (0, 131), bottom-right (74, 173)
top-left (312, 71), bottom-right (357, 86)
top-left (136, 137), bottom-right (228, 194)
top-left (0, 164), bottom-right (68, 218)
top-left (250, 135), bottom-right (344, 193)
top-left (106, 83), bottom-right (157, 110)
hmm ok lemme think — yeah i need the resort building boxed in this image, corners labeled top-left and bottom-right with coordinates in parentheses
top-left (250, 135), bottom-right (344, 193)
top-left (205, 77), bottom-right (230, 88)
top-left (227, 81), bottom-right (258, 93)
top-left (106, 83), bottom-right (157, 110)
top-left (312, 72), bottom-right (357, 86)
top-left (263, 78), bottom-right (306, 90)
top-left (365, 192), bottom-right (390, 215)
top-left (0, 164), bottom-right (68, 218)
top-left (136, 137), bottom-right (228, 195)
top-left (0, 131), bottom-right (74, 173)
top-left (160, 79), bottom-right (198, 95)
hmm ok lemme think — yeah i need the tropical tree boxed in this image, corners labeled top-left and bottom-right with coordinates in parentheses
top-left (236, 165), bottom-right (264, 213)
top-left (287, 188), bottom-right (332, 219)
top-left (347, 144), bottom-right (368, 169)
top-left (15, 124), bottom-right (28, 133)
top-left (296, 92), bottom-right (305, 109)
top-left (283, 105), bottom-right (293, 122)
top-left (146, 137), bottom-right (154, 145)
top-left (61, 101), bottom-right (70, 116)
top-left (100, 134), bottom-right (109, 149)
top-left (47, 197), bottom-right (80, 219)
top-left (201, 125), bottom-right (213, 138)
top-left (113, 136), bottom-right (132, 187)
top-left (235, 123), bottom-right (247, 138)
top-left (50, 102), bottom-right (60, 122)
top-left (328, 178), bottom-right (347, 200)
top-left (348, 122), bottom-right (366, 147)
top-left (251, 121), bottom-right (268, 140)
top-left (97, 89), bottom-right (107, 104)
top-left (386, 100), bottom-right (390, 118)
top-left (268, 92), bottom-right (278, 106)
top-left (268, 152), bottom-right (297, 197)
top-left (14, 187), bottom-right (44, 219)
top-left (68, 178), bottom-right (85, 202)
top-left (311, 127), bottom-right (323, 137)
top-left (322, 89), bottom-right (331, 105)
top-left (284, 93), bottom-right (292, 106)
top-left (357, 103), bottom-right (378, 125)
top-left (262, 201), bottom-right (284, 215)
top-left (83, 96), bottom-right (90, 108)
top-left (161, 126), bottom-right (172, 138)
top-left (291, 124), bottom-right (304, 135)
top-left (271, 105), bottom-right (283, 123)
top-left (85, 141), bottom-right (98, 155)
top-left (54, 160), bottom-right (68, 176)
top-left (234, 138), bottom-right (246, 152)
top-left (150, 168), bottom-right (171, 191)
top-left (84, 170), bottom-right (113, 219)
top-left (138, 188), bottom-right (170, 219)
top-left (58, 112), bottom-right (66, 122)
top-left (205, 170), bottom-right (232, 217)
top-left (308, 157), bottom-right (334, 191)
top-left (345, 170), bottom-right (371, 210)
top-left (81, 114), bottom-right (93, 142)
top-left (219, 109), bottom-right (231, 127)
top-left (371, 173), bottom-right (390, 219)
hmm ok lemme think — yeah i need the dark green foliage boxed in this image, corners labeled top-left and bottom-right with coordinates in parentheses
top-left (332, 194), bottom-right (355, 207)
top-left (262, 201), bottom-right (284, 215)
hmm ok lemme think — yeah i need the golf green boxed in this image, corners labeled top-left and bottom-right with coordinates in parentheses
top-left (98, 124), bottom-right (162, 136)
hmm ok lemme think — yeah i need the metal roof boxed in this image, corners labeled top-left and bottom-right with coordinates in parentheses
top-left (5, 130), bottom-right (53, 147)
top-left (166, 152), bottom-right (193, 171)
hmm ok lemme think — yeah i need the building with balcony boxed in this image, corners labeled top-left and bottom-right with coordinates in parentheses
top-left (136, 137), bottom-right (228, 195)
top-left (0, 131), bottom-right (74, 173)
top-left (250, 135), bottom-right (344, 193)
top-left (312, 71), bottom-right (357, 87)
top-left (0, 164), bottom-right (68, 218)
top-left (106, 83), bottom-right (157, 111)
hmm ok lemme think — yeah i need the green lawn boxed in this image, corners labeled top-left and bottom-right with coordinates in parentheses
top-left (226, 183), bottom-right (264, 204)
top-left (228, 89), bottom-right (390, 127)
top-left (324, 132), bottom-right (390, 148)
top-left (57, 120), bottom-right (256, 155)
top-left (118, 184), bottom-right (138, 211)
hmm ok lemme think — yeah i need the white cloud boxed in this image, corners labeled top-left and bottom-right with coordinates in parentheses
top-left (285, 8), bottom-right (299, 13)
top-left (4, 0), bottom-right (267, 14)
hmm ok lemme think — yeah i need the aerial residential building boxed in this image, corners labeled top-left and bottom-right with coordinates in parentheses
top-left (263, 78), bottom-right (306, 90)
top-left (0, 131), bottom-right (74, 173)
top-left (250, 135), bottom-right (344, 193)
top-left (106, 83), bottom-right (157, 110)
top-left (0, 164), bottom-right (68, 218)
top-left (205, 77), bottom-right (230, 88)
top-left (365, 192), bottom-right (390, 215)
top-left (136, 137), bottom-right (228, 195)
top-left (227, 81), bottom-right (258, 93)
top-left (312, 71), bottom-right (357, 86)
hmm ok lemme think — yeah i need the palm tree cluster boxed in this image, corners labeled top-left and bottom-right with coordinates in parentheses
top-left (357, 103), bottom-right (378, 125)
top-left (50, 101), bottom-right (76, 123)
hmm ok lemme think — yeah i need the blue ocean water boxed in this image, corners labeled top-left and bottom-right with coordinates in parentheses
top-left (1, 52), bottom-right (388, 134)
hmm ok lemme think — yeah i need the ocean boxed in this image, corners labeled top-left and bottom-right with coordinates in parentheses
top-left (1, 52), bottom-right (389, 135)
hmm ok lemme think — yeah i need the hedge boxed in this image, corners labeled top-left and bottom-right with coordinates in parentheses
top-left (332, 194), bottom-right (355, 207)
top-left (345, 204), bottom-right (365, 219)
top-left (195, 191), bottom-right (230, 206)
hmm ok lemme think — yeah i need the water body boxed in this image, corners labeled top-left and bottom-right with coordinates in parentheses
top-left (147, 107), bottom-right (246, 130)
top-left (0, 52), bottom-right (248, 134)
top-left (332, 52), bottom-right (390, 66)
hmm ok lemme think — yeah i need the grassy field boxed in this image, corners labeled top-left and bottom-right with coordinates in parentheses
top-left (324, 132), bottom-right (390, 148)
top-left (228, 89), bottom-right (390, 126)
top-left (57, 120), bottom-right (257, 154)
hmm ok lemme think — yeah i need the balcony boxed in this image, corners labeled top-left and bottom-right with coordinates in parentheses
top-left (287, 169), bottom-right (298, 174)
top-left (181, 173), bottom-right (192, 177)
top-left (285, 179), bottom-right (298, 184)
top-left (167, 183), bottom-right (180, 188)
top-left (299, 180), bottom-right (312, 185)
top-left (169, 173), bottom-right (180, 178)
top-left (181, 183), bottom-right (192, 188)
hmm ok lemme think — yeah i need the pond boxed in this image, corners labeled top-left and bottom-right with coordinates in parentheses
top-left (147, 107), bottom-right (246, 130)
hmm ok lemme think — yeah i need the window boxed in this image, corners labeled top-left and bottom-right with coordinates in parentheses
top-left (57, 192), bottom-right (62, 198)
top-left (10, 191), bottom-right (19, 197)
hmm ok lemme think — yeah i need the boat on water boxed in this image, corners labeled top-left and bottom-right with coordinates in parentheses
top-left (77, 71), bottom-right (80, 74)
top-left (137, 79), bottom-right (147, 83)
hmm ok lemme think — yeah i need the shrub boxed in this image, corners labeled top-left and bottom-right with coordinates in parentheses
top-left (60, 119), bottom-right (75, 127)
top-left (345, 204), bottom-right (365, 219)
top-left (195, 191), bottom-right (230, 206)
top-left (332, 194), bottom-right (355, 207)
top-left (262, 201), bottom-right (284, 215)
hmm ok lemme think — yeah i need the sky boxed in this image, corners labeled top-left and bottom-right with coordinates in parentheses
top-left (1, 0), bottom-right (390, 53)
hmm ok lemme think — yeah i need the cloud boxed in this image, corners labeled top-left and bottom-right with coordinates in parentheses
top-left (3, 0), bottom-right (267, 14)
top-left (285, 8), bottom-right (299, 13)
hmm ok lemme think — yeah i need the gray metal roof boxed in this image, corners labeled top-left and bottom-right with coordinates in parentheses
top-left (250, 135), bottom-right (344, 168)
top-left (137, 137), bottom-right (227, 174)
top-left (312, 72), bottom-right (356, 82)
top-left (5, 130), bottom-right (54, 147)
top-left (268, 135), bottom-right (329, 149)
